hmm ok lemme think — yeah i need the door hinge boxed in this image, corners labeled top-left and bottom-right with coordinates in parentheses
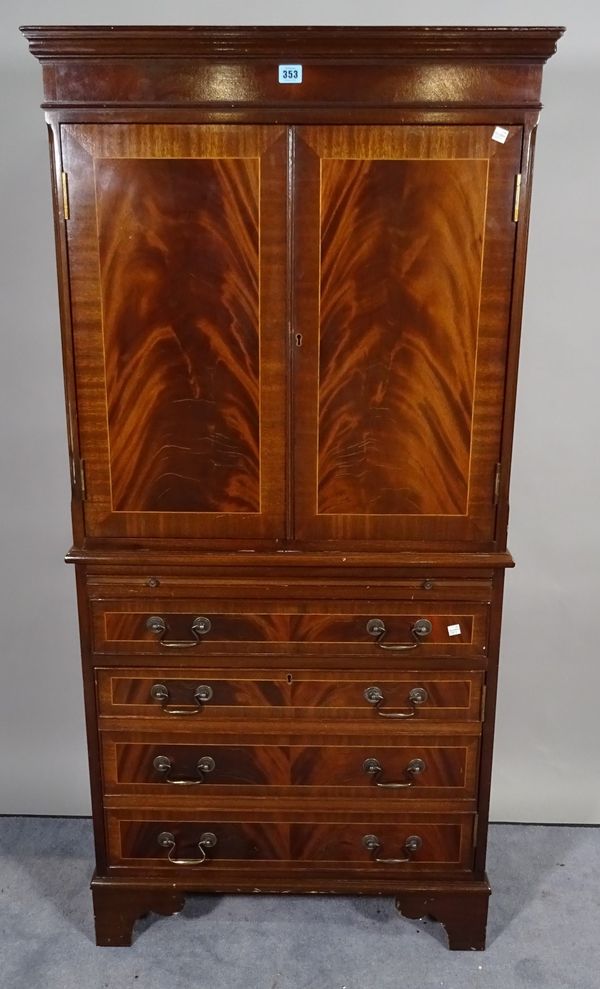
top-left (61, 171), bottom-right (70, 220)
top-left (493, 463), bottom-right (502, 505)
top-left (480, 683), bottom-right (488, 722)
top-left (473, 812), bottom-right (479, 848)
top-left (77, 458), bottom-right (87, 500)
top-left (513, 173), bottom-right (522, 222)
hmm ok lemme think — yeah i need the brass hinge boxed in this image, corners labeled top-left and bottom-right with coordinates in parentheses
top-left (513, 173), bottom-right (522, 222)
top-left (493, 462), bottom-right (502, 505)
top-left (480, 683), bottom-right (488, 722)
top-left (61, 171), bottom-right (70, 220)
top-left (78, 458), bottom-right (87, 500)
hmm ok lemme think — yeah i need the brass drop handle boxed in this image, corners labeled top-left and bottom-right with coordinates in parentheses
top-left (362, 833), bottom-right (422, 864)
top-left (366, 617), bottom-right (432, 650)
top-left (146, 615), bottom-right (212, 648)
top-left (150, 682), bottom-right (213, 716)
top-left (364, 685), bottom-right (428, 719)
top-left (157, 830), bottom-right (217, 866)
top-left (153, 755), bottom-right (216, 785)
top-left (363, 756), bottom-right (426, 788)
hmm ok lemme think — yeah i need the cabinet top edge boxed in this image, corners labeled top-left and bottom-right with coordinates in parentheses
top-left (20, 25), bottom-right (565, 62)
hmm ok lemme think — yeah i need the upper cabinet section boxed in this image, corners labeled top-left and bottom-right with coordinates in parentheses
top-left (23, 26), bottom-right (563, 552)
top-left (62, 124), bottom-right (288, 540)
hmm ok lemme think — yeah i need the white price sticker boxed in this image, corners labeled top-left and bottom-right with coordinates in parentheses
top-left (491, 126), bottom-right (509, 144)
top-left (447, 624), bottom-right (462, 637)
top-left (278, 64), bottom-right (303, 84)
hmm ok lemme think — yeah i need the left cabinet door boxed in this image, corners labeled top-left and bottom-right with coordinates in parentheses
top-left (62, 124), bottom-right (288, 541)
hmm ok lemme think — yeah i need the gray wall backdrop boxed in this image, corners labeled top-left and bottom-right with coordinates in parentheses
top-left (1, 0), bottom-right (598, 822)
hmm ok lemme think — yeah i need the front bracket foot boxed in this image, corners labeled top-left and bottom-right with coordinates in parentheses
top-left (91, 879), bottom-right (186, 946)
top-left (395, 883), bottom-right (490, 950)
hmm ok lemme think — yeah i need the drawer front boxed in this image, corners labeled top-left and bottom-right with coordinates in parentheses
top-left (108, 812), bottom-right (474, 872)
top-left (91, 599), bottom-right (489, 656)
top-left (97, 668), bottom-right (484, 722)
top-left (101, 734), bottom-right (479, 798)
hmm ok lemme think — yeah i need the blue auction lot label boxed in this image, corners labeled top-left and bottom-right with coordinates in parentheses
top-left (278, 64), bottom-right (303, 84)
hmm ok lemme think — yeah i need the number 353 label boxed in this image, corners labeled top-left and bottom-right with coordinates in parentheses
top-left (278, 64), bottom-right (303, 84)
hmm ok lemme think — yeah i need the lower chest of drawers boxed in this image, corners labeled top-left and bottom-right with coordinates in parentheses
top-left (81, 574), bottom-right (498, 944)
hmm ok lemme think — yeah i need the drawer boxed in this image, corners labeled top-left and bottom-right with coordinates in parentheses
top-left (91, 599), bottom-right (489, 657)
top-left (96, 668), bottom-right (485, 723)
top-left (100, 733), bottom-right (480, 799)
top-left (107, 809), bottom-right (474, 873)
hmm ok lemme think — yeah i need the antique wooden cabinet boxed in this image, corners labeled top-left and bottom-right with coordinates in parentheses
top-left (23, 25), bottom-right (562, 949)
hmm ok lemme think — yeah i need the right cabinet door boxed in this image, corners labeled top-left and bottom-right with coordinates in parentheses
top-left (292, 125), bottom-right (522, 547)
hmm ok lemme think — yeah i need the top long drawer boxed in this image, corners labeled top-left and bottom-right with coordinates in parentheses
top-left (90, 599), bottom-right (490, 657)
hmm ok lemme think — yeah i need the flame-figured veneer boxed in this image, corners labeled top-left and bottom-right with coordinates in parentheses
top-left (96, 155), bottom-right (261, 514)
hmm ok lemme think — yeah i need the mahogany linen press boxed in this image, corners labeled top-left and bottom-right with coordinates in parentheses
top-left (22, 25), bottom-right (563, 948)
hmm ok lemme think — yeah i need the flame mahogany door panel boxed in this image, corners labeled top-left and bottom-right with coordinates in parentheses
top-left (292, 125), bottom-right (522, 547)
top-left (62, 124), bottom-right (287, 540)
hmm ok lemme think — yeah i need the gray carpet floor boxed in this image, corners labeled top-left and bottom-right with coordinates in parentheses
top-left (0, 818), bottom-right (597, 989)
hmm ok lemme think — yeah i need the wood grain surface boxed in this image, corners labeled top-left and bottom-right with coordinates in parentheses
top-left (317, 157), bottom-right (486, 517)
top-left (96, 155), bottom-right (261, 514)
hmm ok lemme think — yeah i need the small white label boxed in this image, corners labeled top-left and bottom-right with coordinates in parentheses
top-left (491, 126), bottom-right (509, 144)
top-left (447, 624), bottom-right (462, 637)
top-left (278, 64), bottom-right (303, 84)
